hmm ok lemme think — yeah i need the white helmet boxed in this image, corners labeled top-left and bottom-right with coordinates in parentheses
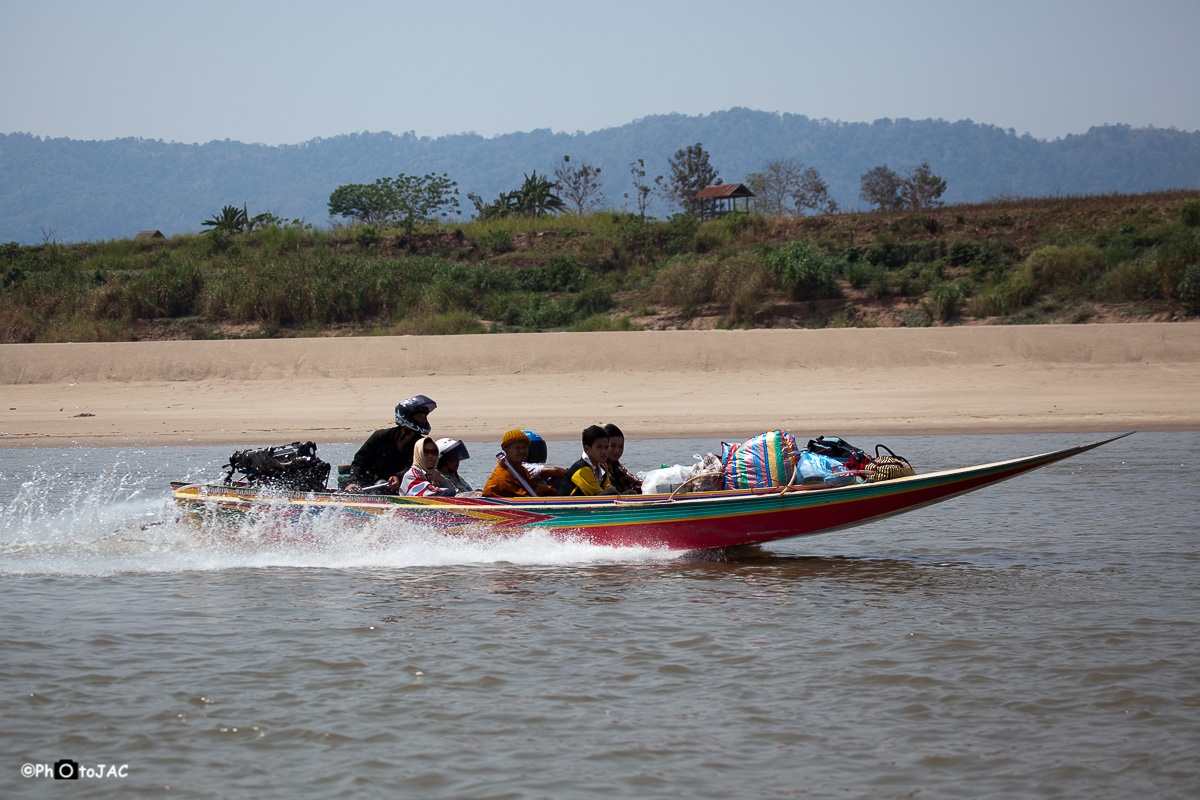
top-left (436, 438), bottom-right (470, 462)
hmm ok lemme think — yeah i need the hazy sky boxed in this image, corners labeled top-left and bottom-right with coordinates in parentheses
top-left (3, 0), bottom-right (1198, 145)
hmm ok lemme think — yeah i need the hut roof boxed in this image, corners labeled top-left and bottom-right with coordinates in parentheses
top-left (134, 230), bottom-right (166, 241)
top-left (694, 183), bottom-right (755, 199)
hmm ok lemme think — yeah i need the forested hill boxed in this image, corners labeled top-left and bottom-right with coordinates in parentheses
top-left (3, 108), bottom-right (1199, 244)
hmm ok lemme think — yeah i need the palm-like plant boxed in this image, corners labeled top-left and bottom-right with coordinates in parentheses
top-left (201, 205), bottom-right (249, 235)
top-left (516, 172), bottom-right (565, 218)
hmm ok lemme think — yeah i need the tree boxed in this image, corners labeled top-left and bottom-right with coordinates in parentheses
top-left (667, 143), bottom-right (720, 215)
top-left (554, 156), bottom-right (605, 215)
top-left (860, 165), bottom-right (904, 211)
top-left (328, 172), bottom-right (461, 234)
top-left (901, 161), bottom-right (947, 208)
top-left (392, 172), bottom-right (460, 234)
top-left (860, 162), bottom-right (947, 211)
top-left (624, 159), bottom-right (664, 221)
top-left (796, 167), bottom-right (838, 214)
top-left (744, 157), bottom-right (804, 216)
top-left (744, 158), bottom-right (838, 216)
top-left (327, 181), bottom-right (394, 226)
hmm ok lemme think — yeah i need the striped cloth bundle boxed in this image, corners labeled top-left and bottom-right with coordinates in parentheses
top-left (721, 430), bottom-right (801, 490)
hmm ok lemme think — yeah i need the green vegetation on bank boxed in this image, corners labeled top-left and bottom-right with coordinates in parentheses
top-left (2, 191), bottom-right (1198, 343)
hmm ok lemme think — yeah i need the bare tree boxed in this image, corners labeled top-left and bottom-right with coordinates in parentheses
top-left (744, 157), bottom-right (804, 216)
top-left (746, 159), bottom-right (837, 216)
top-left (624, 159), bottom-right (664, 221)
top-left (554, 156), bottom-right (605, 215)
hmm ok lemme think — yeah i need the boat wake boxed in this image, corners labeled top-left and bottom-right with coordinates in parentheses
top-left (0, 472), bottom-right (677, 576)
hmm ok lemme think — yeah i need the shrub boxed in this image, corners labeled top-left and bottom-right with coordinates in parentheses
top-left (949, 239), bottom-right (978, 266)
top-left (40, 316), bottom-right (132, 343)
top-left (1180, 200), bottom-right (1200, 227)
top-left (130, 259), bottom-right (205, 318)
top-left (970, 272), bottom-right (1038, 316)
top-left (516, 255), bottom-right (583, 292)
top-left (1024, 244), bottom-right (1105, 289)
top-left (1179, 264), bottom-right (1200, 312)
top-left (864, 241), bottom-right (908, 269)
top-left (649, 255), bottom-right (722, 313)
top-left (926, 282), bottom-right (962, 322)
top-left (354, 225), bottom-right (381, 250)
top-left (0, 302), bottom-right (39, 342)
top-left (255, 223), bottom-right (305, 254)
top-left (392, 310), bottom-right (485, 336)
top-left (766, 241), bottom-right (842, 301)
top-left (1096, 260), bottom-right (1161, 301)
top-left (844, 261), bottom-right (871, 289)
top-left (721, 261), bottom-right (773, 326)
top-left (519, 296), bottom-right (577, 330)
top-left (662, 214), bottom-right (700, 254)
top-left (2, 265), bottom-right (26, 289)
top-left (866, 267), bottom-right (892, 298)
top-left (479, 228), bottom-right (514, 254)
top-left (571, 314), bottom-right (641, 332)
top-left (692, 226), bottom-right (729, 254)
top-left (574, 287), bottom-right (613, 317)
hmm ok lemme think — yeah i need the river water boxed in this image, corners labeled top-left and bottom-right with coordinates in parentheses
top-left (1, 432), bottom-right (1197, 799)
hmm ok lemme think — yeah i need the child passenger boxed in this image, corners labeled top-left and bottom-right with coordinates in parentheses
top-left (603, 423), bottom-right (643, 494)
top-left (522, 430), bottom-right (567, 490)
top-left (482, 430), bottom-right (559, 498)
top-left (563, 425), bottom-right (617, 496)
top-left (435, 438), bottom-right (473, 493)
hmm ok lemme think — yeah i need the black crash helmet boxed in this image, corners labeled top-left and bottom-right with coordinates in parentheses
top-left (395, 395), bottom-right (437, 434)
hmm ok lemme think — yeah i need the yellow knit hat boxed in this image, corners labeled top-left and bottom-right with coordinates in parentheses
top-left (501, 429), bottom-right (530, 448)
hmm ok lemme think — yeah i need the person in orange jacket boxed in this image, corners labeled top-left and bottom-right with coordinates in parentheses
top-left (482, 430), bottom-right (559, 498)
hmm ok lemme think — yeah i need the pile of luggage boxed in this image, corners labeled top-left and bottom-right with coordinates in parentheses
top-left (640, 431), bottom-right (914, 495)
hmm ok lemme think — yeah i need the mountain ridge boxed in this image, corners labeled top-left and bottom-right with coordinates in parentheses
top-left (3, 108), bottom-right (1199, 244)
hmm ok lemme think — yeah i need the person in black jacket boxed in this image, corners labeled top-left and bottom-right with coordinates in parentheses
top-left (345, 395), bottom-right (436, 493)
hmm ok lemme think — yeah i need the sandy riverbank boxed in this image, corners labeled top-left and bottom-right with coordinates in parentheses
top-left (2, 323), bottom-right (1198, 448)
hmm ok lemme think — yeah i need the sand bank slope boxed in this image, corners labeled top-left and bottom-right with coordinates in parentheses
top-left (2, 323), bottom-right (1198, 447)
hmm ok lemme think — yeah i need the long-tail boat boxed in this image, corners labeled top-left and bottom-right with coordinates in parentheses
top-left (171, 433), bottom-right (1130, 552)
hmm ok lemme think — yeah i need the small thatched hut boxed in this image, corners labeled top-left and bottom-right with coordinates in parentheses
top-left (694, 184), bottom-right (755, 220)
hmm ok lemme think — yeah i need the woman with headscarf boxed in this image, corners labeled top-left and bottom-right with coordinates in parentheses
top-left (399, 435), bottom-right (457, 497)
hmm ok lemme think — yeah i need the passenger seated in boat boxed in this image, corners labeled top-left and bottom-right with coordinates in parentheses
top-left (603, 423), bottom-right (643, 494)
top-left (435, 438), bottom-right (474, 493)
top-left (482, 430), bottom-right (559, 498)
top-left (563, 425), bottom-right (618, 496)
top-left (522, 430), bottom-right (567, 490)
top-left (400, 436), bottom-right (457, 497)
top-left (345, 395), bottom-right (435, 493)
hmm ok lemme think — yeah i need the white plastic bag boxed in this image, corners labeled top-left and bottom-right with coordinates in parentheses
top-left (688, 453), bottom-right (724, 492)
top-left (641, 464), bottom-right (693, 495)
